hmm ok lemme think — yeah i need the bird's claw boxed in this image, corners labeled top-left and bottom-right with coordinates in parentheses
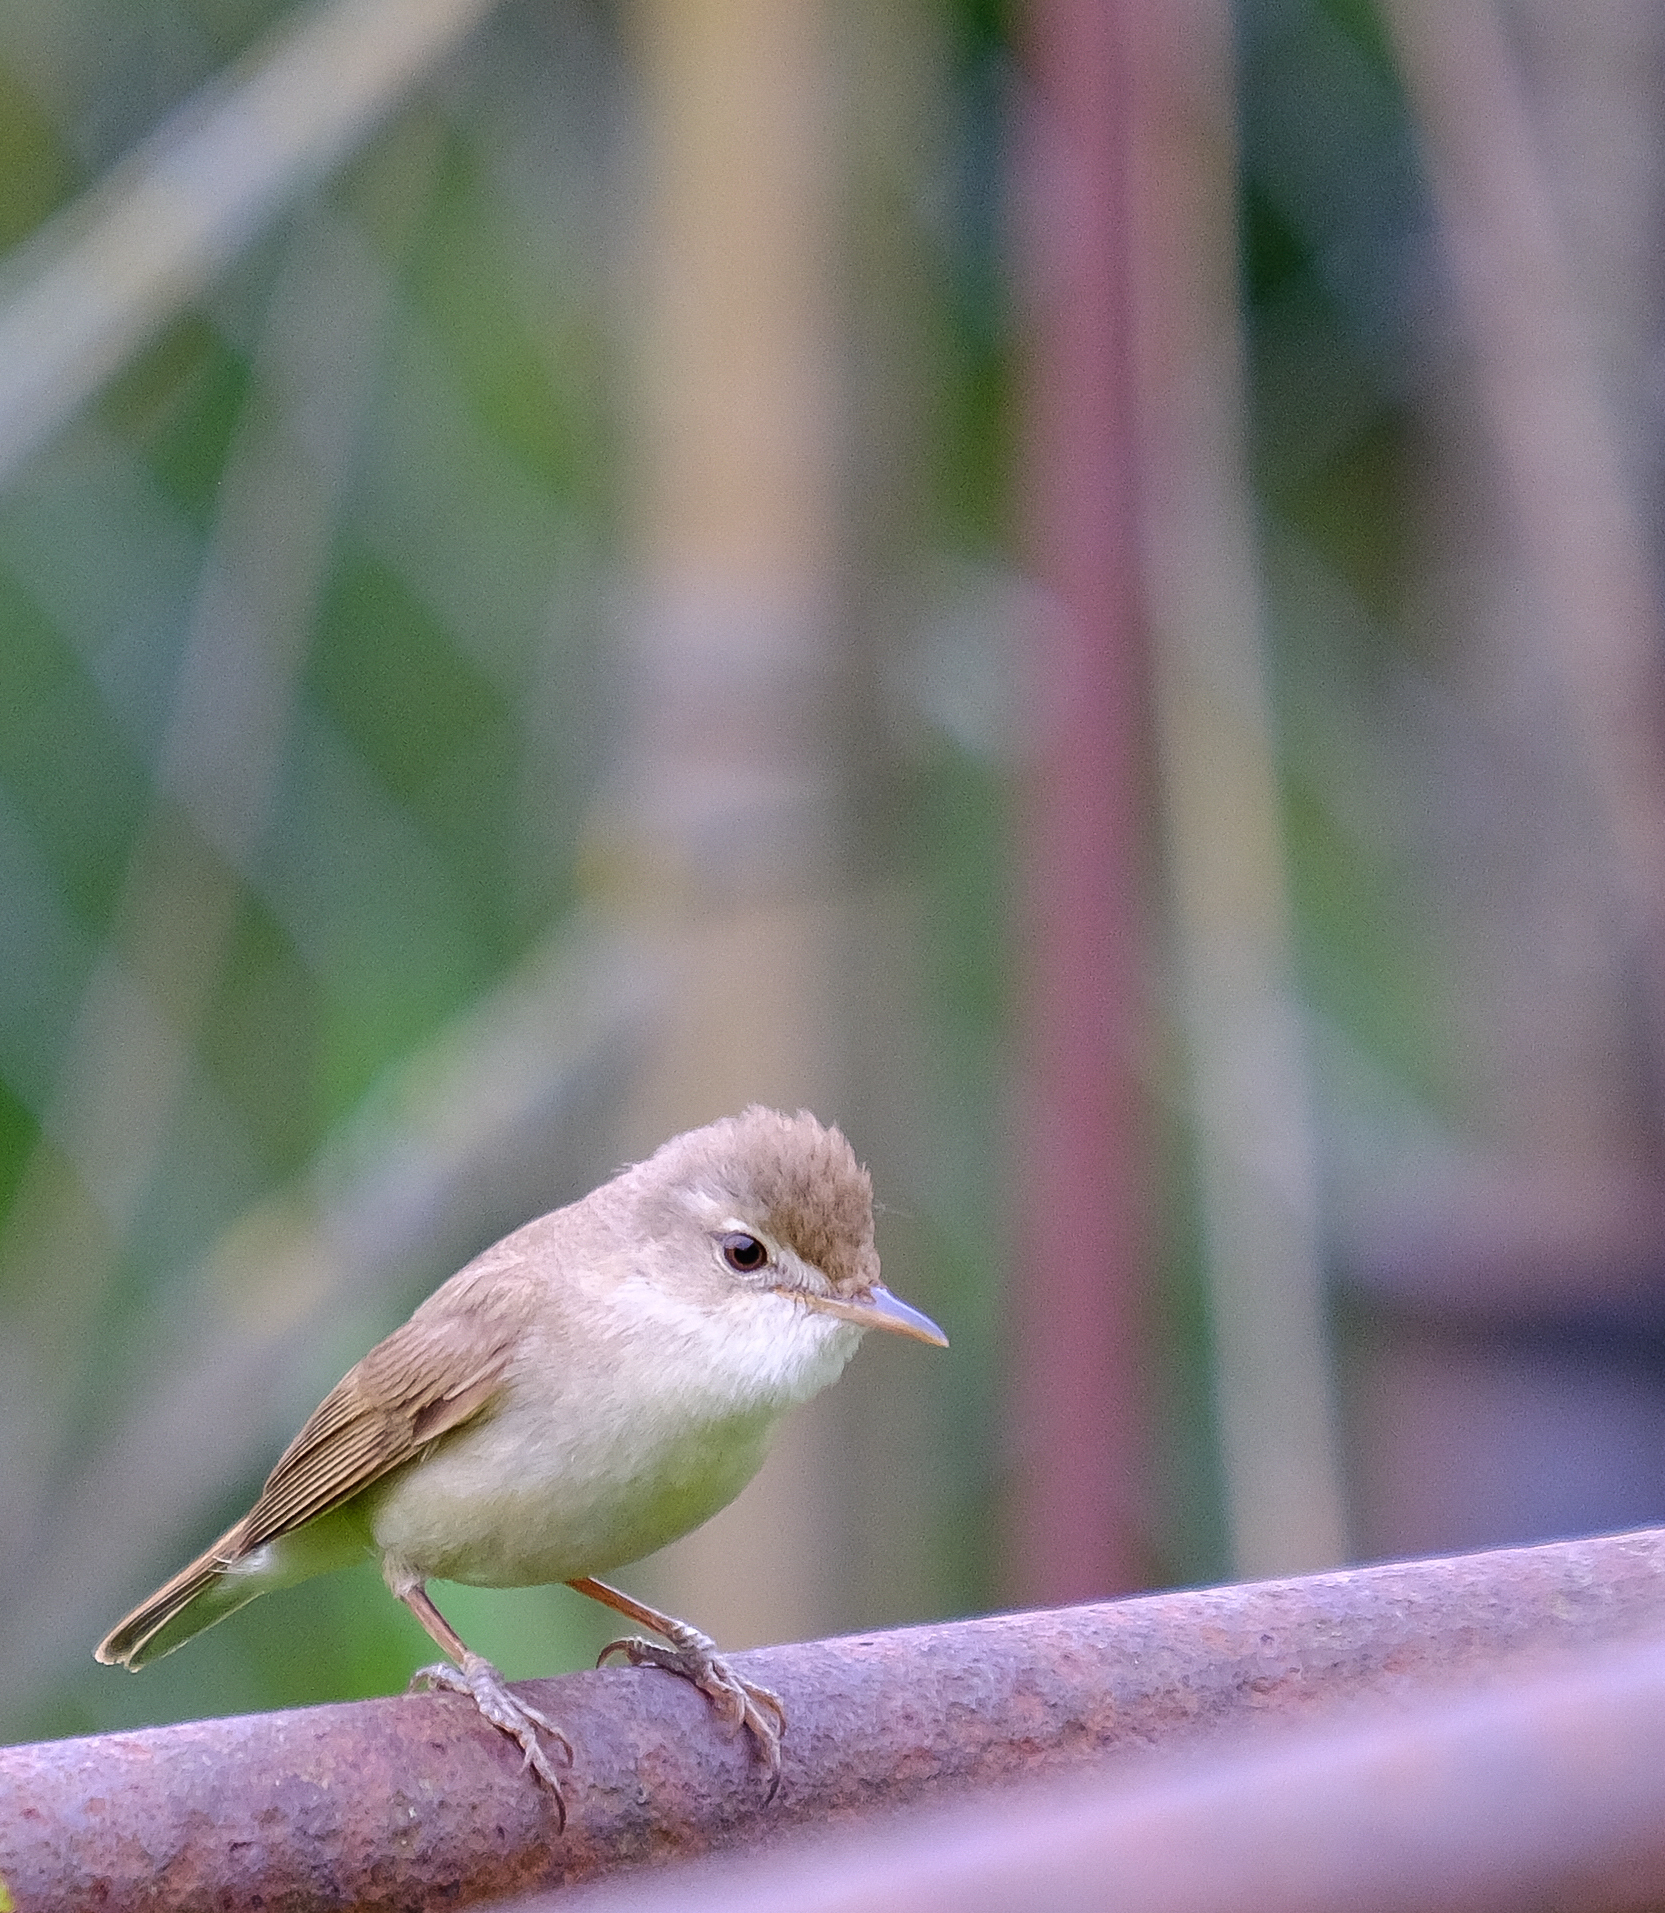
top-left (598, 1627), bottom-right (786, 1797)
top-left (411, 1652), bottom-right (573, 1823)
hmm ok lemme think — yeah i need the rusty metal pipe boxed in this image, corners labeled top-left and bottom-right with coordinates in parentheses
top-left (558, 1630), bottom-right (1665, 1913)
top-left (7, 1527), bottom-right (1665, 1911)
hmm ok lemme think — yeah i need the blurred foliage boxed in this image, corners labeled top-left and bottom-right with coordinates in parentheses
top-left (1237, 0), bottom-right (1472, 1124)
top-left (0, 0), bottom-right (630, 1742)
top-left (0, 0), bottom-right (1029, 1746)
top-left (5, 0), bottom-right (1585, 1754)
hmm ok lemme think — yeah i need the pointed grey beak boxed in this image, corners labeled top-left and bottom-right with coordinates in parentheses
top-left (797, 1281), bottom-right (949, 1348)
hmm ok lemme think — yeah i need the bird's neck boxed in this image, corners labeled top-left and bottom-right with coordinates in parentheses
top-left (607, 1276), bottom-right (864, 1419)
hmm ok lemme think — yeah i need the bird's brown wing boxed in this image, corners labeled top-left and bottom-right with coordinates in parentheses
top-left (238, 1304), bottom-right (521, 1551)
top-left (96, 1301), bottom-right (521, 1668)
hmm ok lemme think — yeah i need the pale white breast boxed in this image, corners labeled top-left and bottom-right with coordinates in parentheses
top-left (368, 1281), bottom-right (862, 1588)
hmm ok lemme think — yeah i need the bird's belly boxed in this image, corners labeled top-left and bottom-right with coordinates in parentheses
top-left (364, 1399), bottom-right (776, 1588)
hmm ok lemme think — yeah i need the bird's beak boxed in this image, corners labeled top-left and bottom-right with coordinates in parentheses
top-left (796, 1281), bottom-right (949, 1348)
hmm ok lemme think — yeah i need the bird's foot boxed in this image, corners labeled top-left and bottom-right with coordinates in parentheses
top-left (598, 1620), bottom-right (786, 1798)
top-left (411, 1652), bottom-right (574, 1821)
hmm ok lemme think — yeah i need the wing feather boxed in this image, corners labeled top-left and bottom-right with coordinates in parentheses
top-left (97, 1264), bottom-right (535, 1669)
top-left (237, 1307), bottom-right (519, 1549)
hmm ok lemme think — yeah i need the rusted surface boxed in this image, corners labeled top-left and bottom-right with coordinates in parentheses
top-left (7, 1527), bottom-right (1665, 1910)
top-left (556, 1630), bottom-right (1665, 1913)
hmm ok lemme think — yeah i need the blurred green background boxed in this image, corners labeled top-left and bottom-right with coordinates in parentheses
top-left (8, 0), bottom-right (1665, 1751)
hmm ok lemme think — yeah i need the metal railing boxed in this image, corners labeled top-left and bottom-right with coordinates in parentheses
top-left (6, 1526), bottom-right (1665, 1909)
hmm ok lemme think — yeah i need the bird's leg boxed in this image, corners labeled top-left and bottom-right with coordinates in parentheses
top-left (399, 1581), bottom-right (573, 1819)
top-left (570, 1575), bottom-right (786, 1797)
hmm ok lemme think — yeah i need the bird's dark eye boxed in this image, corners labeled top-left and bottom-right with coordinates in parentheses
top-left (720, 1232), bottom-right (769, 1273)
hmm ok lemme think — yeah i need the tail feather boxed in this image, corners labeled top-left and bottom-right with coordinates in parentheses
top-left (96, 1520), bottom-right (257, 1670)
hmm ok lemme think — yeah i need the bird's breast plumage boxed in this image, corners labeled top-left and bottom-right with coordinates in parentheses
top-left (365, 1275), bottom-right (861, 1587)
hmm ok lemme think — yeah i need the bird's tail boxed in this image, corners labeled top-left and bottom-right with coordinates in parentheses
top-left (95, 1520), bottom-right (261, 1670)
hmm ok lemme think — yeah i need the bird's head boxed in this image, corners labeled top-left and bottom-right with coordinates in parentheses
top-left (624, 1106), bottom-right (947, 1352)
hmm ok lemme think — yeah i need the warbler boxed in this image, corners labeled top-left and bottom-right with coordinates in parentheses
top-left (96, 1106), bottom-right (947, 1824)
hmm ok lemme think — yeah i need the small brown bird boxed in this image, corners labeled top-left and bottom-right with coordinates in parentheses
top-left (96, 1107), bottom-right (946, 1822)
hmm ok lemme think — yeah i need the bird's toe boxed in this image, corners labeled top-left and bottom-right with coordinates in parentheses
top-left (409, 1652), bottom-right (572, 1819)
